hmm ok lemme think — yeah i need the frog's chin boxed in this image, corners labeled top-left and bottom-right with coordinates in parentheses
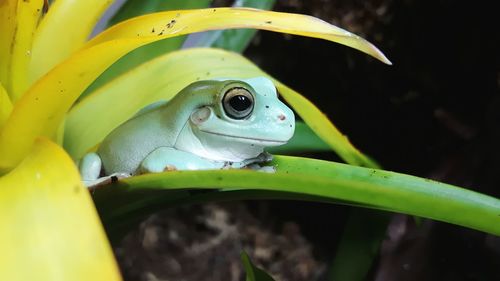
top-left (199, 130), bottom-right (287, 146)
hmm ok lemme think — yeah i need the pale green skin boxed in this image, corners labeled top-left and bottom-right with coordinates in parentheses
top-left (79, 77), bottom-right (295, 187)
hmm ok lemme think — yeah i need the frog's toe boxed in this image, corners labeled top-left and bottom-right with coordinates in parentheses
top-left (246, 164), bottom-right (276, 173)
top-left (110, 172), bottom-right (131, 181)
top-left (259, 152), bottom-right (274, 162)
top-left (257, 165), bottom-right (276, 173)
top-left (84, 172), bottom-right (131, 189)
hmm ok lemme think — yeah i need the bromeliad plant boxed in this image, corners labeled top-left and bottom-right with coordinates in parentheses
top-left (0, 0), bottom-right (499, 280)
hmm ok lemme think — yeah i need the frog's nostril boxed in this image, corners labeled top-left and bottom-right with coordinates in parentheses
top-left (278, 114), bottom-right (286, 121)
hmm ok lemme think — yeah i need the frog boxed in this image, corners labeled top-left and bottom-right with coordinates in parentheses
top-left (79, 77), bottom-right (295, 187)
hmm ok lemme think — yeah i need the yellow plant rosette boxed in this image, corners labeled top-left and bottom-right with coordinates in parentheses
top-left (0, 1), bottom-right (390, 279)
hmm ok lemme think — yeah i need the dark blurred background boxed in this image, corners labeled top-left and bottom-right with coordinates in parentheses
top-left (247, 0), bottom-right (499, 280)
top-left (116, 1), bottom-right (500, 280)
top-left (249, 0), bottom-right (499, 186)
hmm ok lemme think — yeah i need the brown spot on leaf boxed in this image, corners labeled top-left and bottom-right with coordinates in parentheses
top-left (166, 19), bottom-right (176, 28)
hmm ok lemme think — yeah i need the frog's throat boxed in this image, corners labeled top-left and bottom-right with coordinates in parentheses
top-left (199, 129), bottom-right (287, 145)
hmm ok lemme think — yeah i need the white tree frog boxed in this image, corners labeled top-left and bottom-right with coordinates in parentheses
top-left (79, 77), bottom-right (295, 187)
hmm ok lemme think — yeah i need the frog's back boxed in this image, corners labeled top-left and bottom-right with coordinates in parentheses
top-left (97, 110), bottom-right (177, 175)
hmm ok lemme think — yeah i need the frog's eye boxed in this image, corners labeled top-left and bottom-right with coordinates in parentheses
top-left (222, 87), bottom-right (254, 119)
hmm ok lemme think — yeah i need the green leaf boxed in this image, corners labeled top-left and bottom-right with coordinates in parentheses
top-left (83, 0), bottom-right (212, 96)
top-left (329, 210), bottom-right (390, 281)
top-left (241, 251), bottom-right (276, 281)
top-left (188, 0), bottom-right (276, 52)
top-left (93, 156), bottom-right (500, 238)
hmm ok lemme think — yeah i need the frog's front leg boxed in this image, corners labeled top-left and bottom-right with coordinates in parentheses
top-left (138, 147), bottom-right (226, 173)
top-left (79, 152), bottom-right (130, 187)
top-left (79, 152), bottom-right (102, 181)
top-left (228, 152), bottom-right (274, 172)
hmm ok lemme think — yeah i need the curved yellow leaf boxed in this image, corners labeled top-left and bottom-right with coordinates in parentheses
top-left (0, 0), bottom-right (18, 89)
top-left (0, 81), bottom-right (12, 128)
top-left (88, 7), bottom-right (391, 65)
top-left (9, 0), bottom-right (44, 101)
top-left (29, 0), bottom-right (114, 83)
top-left (0, 7), bottom-right (389, 172)
top-left (0, 40), bottom-right (155, 172)
top-left (0, 138), bottom-right (121, 281)
top-left (65, 48), bottom-right (377, 168)
top-left (274, 81), bottom-right (379, 168)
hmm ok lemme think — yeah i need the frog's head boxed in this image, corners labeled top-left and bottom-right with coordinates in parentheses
top-left (175, 77), bottom-right (295, 162)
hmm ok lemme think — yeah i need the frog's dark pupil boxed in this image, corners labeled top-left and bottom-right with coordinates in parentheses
top-left (229, 95), bottom-right (251, 111)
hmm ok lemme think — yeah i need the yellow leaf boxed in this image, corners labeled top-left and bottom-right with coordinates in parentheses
top-left (9, 0), bottom-right (44, 101)
top-left (29, 0), bottom-right (114, 83)
top-left (0, 40), bottom-right (157, 173)
top-left (65, 48), bottom-right (377, 167)
top-left (87, 7), bottom-right (391, 65)
top-left (0, 81), bottom-right (12, 128)
top-left (0, 138), bottom-right (122, 281)
top-left (275, 81), bottom-right (379, 168)
top-left (0, 0), bottom-right (18, 89)
top-left (0, 7), bottom-right (389, 172)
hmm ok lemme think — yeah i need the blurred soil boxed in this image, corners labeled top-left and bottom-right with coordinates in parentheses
top-left (116, 203), bottom-right (325, 281)
top-left (115, 0), bottom-right (500, 280)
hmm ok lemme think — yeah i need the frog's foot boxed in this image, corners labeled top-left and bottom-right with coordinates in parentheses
top-left (231, 152), bottom-right (274, 169)
top-left (256, 152), bottom-right (273, 163)
top-left (83, 172), bottom-right (131, 188)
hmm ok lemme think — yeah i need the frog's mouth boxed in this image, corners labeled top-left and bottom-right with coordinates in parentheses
top-left (200, 130), bottom-right (287, 145)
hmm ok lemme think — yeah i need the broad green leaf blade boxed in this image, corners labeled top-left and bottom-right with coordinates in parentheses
top-left (29, 0), bottom-right (115, 83)
top-left (84, 0), bottom-right (212, 96)
top-left (188, 0), bottom-right (276, 52)
top-left (94, 156), bottom-right (500, 236)
top-left (0, 138), bottom-right (121, 281)
top-left (65, 48), bottom-right (373, 171)
top-left (9, 0), bottom-right (44, 101)
top-left (329, 210), bottom-right (390, 281)
top-left (0, 82), bottom-right (12, 128)
top-left (241, 251), bottom-right (276, 281)
top-left (86, 8), bottom-right (391, 65)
